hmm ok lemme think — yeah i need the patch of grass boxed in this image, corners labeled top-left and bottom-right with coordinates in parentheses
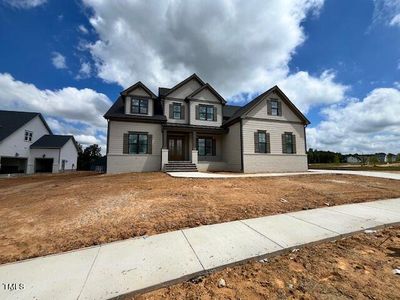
top-left (309, 163), bottom-right (400, 171)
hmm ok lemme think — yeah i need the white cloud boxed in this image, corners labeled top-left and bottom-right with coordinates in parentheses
top-left (0, 73), bottom-right (111, 151)
top-left (2, 0), bottom-right (46, 9)
top-left (76, 61), bottom-right (92, 79)
top-left (308, 87), bottom-right (400, 154)
top-left (51, 52), bottom-right (67, 69)
top-left (78, 24), bottom-right (89, 34)
top-left (81, 0), bottom-right (346, 110)
top-left (372, 0), bottom-right (400, 28)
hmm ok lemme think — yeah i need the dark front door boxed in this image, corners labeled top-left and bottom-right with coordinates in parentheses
top-left (168, 136), bottom-right (185, 161)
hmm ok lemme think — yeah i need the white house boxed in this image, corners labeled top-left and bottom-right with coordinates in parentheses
top-left (0, 110), bottom-right (79, 174)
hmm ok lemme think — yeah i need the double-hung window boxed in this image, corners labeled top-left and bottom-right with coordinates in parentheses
top-left (282, 132), bottom-right (296, 154)
top-left (24, 130), bottom-right (33, 142)
top-left (131, 98), bottom-right (148, 114)
top-left (128, 133), bottom-right (148, 154)
top-left (271, 100), bottom-right (279, 116)
top-left (199, 105), bottom-right (214, 121)
top-left (173, 103), bottom-right (182, 119)
top-left (258, 131), bottom-right (267, 153)
top-left (197, 137), bottom-right (214, 156)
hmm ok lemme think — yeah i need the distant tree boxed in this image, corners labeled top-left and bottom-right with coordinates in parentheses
top-left (307, 149), bottom-right (343, 164)
top-left (396, 154), bottom-right (400, 162)
top-left (386, 153), bottom-right (395, 163)
top-left (369, 155), bottom-right (379, 166)
top-left (77, 144), bottom-right (102, 170)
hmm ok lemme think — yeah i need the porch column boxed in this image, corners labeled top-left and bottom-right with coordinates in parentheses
top-left (161, 129), bottom-right (168, 170)
top-left (191, 131), bottom-right (198, 164)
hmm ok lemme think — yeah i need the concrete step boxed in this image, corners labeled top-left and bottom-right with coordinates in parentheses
top-left (165, 162), bottom-right (198, 172)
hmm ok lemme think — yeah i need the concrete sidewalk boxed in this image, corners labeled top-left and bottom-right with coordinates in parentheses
top-left (310, 169), bottom-right (400, 180)
top-left (1, 198), bottom-right (400, 300)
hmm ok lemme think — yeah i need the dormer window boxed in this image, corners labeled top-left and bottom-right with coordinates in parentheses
top-left (271, 100), bottom-right (279, 116)
top-left (199, 104), bottom-right (215, 121)
top-left (131, 98), bottom-right (148, 114)
top-left (24, 130), bottom-right (33, 142)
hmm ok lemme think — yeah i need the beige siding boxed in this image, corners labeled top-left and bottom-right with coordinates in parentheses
top-left (124, 97), bottom-right (154, 116)
top-left (247, 92), bottom-right (302, 122)
top-left (191, 88), bottom-right (220, 103)
top-left (107, 121), bottom-right (162, 173)
top-left (168, 79), bottom-right (202, 98)
top-left (128, 86), bottom-right (152, 97)
top-left (221, 122), bottom-right (242, 172)
top-left (164, 99), bottom-right (188, 124)
top-left (242, 119), bottom-right (307, 172)
top-left (189, 102), bottom-right (222, 126)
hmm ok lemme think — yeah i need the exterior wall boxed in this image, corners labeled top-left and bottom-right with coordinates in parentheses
top-left (164, 99), bottom-right (188, 124)
top-left (59, 139), bottom-right (78, 171)
top-left (128, 86), bottom-right (151, 97)
top-left (221, 122), bottom-right (242, 172)
top-left (124, 97), bottom-right (154, 116)
top-left (242, 119), bottom-right (307, 173)
top-left (198, 135), bottom-right (223, 162)
top-left (189, 101), bottom-right (222, 127)
top-left (247, 92), bottom-right (302, 122)
top-left (30, 148), bottom-right (60, 173)
top-left (0, 115), bottom-right (51, 174)
top-left (107, 121), bottom-right (162, 173)
top-left (168, 79), bottom-right (202, 98)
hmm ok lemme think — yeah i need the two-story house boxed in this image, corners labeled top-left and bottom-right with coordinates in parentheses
top-left (104, 74), bottom-right (310, 173)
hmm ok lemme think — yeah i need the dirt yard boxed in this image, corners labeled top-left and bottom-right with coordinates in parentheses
top-left (1, 172), bottom-right (400, 264)
top-left (136, 226), bottom-right (400, 300)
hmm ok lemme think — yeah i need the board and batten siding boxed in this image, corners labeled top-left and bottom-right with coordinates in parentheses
top-left (242, 119), bottom-right (307, 173)
top-left (107, 121), bottom-right (162, 173)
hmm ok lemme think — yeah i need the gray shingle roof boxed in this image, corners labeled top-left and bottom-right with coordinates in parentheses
top-left (30, 135), bottom-right (76, 149)
top-left (0, 110), bottom-right (52, 142)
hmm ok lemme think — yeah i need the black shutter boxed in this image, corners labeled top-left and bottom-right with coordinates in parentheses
top-left (123, 133), bottom-right (129, 154)
top-left (277, 101), bottom-right (282, 116)
top-left (267, 100), bottom-right (272, 115)
top-left (254, 132), bottom-right (259, 153)
top-left (181, 104), bottom-right (185, 119)
top-left (212, 138), bottom-right (216, 156)
top-left (169, 104), bottom-right (174, 119)
top-left (195, 105), bottom-right (199, 120)
top-left (282, 134), bottom-right (287, 154)
top-left (148, 134), bottom-right (152, 154)
top-left (266, 132), bottom-right (271, 153)
top-left (292, 135), bottom-right (296, 154)
top-left (213, 106), bottom-right (217, 121)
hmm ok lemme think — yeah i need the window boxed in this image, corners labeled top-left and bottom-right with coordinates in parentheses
top-left (282, 132), bottom-right (296, 154)
top-left (173, 103), bottom-right (182, 119)
top-left (24, 130), bottom-right (33, 142)
top-left (258, 131), bottom-right (267, 153)
top-left (197, 137), bottom-right (214, 156)
top-left (199, 105), bottom-right (215, 121)
top-left (131, 98), bottom-right (148, 114)
top-left (271, 100), bottom-right (279, 116)
top-left (128, 133), bottom-right (148, 154)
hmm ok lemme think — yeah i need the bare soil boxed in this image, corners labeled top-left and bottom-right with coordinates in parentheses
top-left (1, 172), bottom-right (400, 264)
top-left (136, 226), bottom-right (400, 300)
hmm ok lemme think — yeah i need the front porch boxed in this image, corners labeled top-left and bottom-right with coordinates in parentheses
top-left (161, 124), bottom-right (227, 172)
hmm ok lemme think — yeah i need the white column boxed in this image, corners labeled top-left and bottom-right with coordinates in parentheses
top-left (191, 150), bottom-right (198, 164)
top-left (161, 148), bottom-right (169, 170)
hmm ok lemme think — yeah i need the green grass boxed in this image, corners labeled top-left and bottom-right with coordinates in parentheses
top-left (309, 163), bottom-right (400, 172)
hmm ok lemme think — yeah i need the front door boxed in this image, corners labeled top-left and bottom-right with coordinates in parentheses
top-left (168, 137), bottom-right (185, 161)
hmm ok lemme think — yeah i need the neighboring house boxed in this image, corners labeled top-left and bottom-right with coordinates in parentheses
top-left (345, 155), bottom-right (362, 164)
top-left (104, 74), bottom-right (310, 173)
top-left (0, 110), bottom-right (78, 174)
top-left (374, 152), bottom-right (386, 163)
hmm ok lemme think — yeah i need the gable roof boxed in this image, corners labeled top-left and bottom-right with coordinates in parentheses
top-left (223, 105), bottom-right (241, 119)
top-left (163, 73), bottom-right (205, 97)
top-left (186, 83), bottom-right (227, 104)
top-left (103, 96), bottom-right (166, 122)
top-left (0, 110), bottom-right (52, 143)
top-left (30, 134), bottom-right (79, 151)
top-left (120, 81), bottom-right (157, 98)
top-left (223, 86), bottom-right (310, 127)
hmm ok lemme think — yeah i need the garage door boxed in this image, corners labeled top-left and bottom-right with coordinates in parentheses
top-left (35, 158), bottom-right (53, 173)
top-left (0, 157), bottom-right (27, 174)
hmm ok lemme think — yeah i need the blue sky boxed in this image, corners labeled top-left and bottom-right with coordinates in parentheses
top-left (0, 0), bottom-right (399, 154)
